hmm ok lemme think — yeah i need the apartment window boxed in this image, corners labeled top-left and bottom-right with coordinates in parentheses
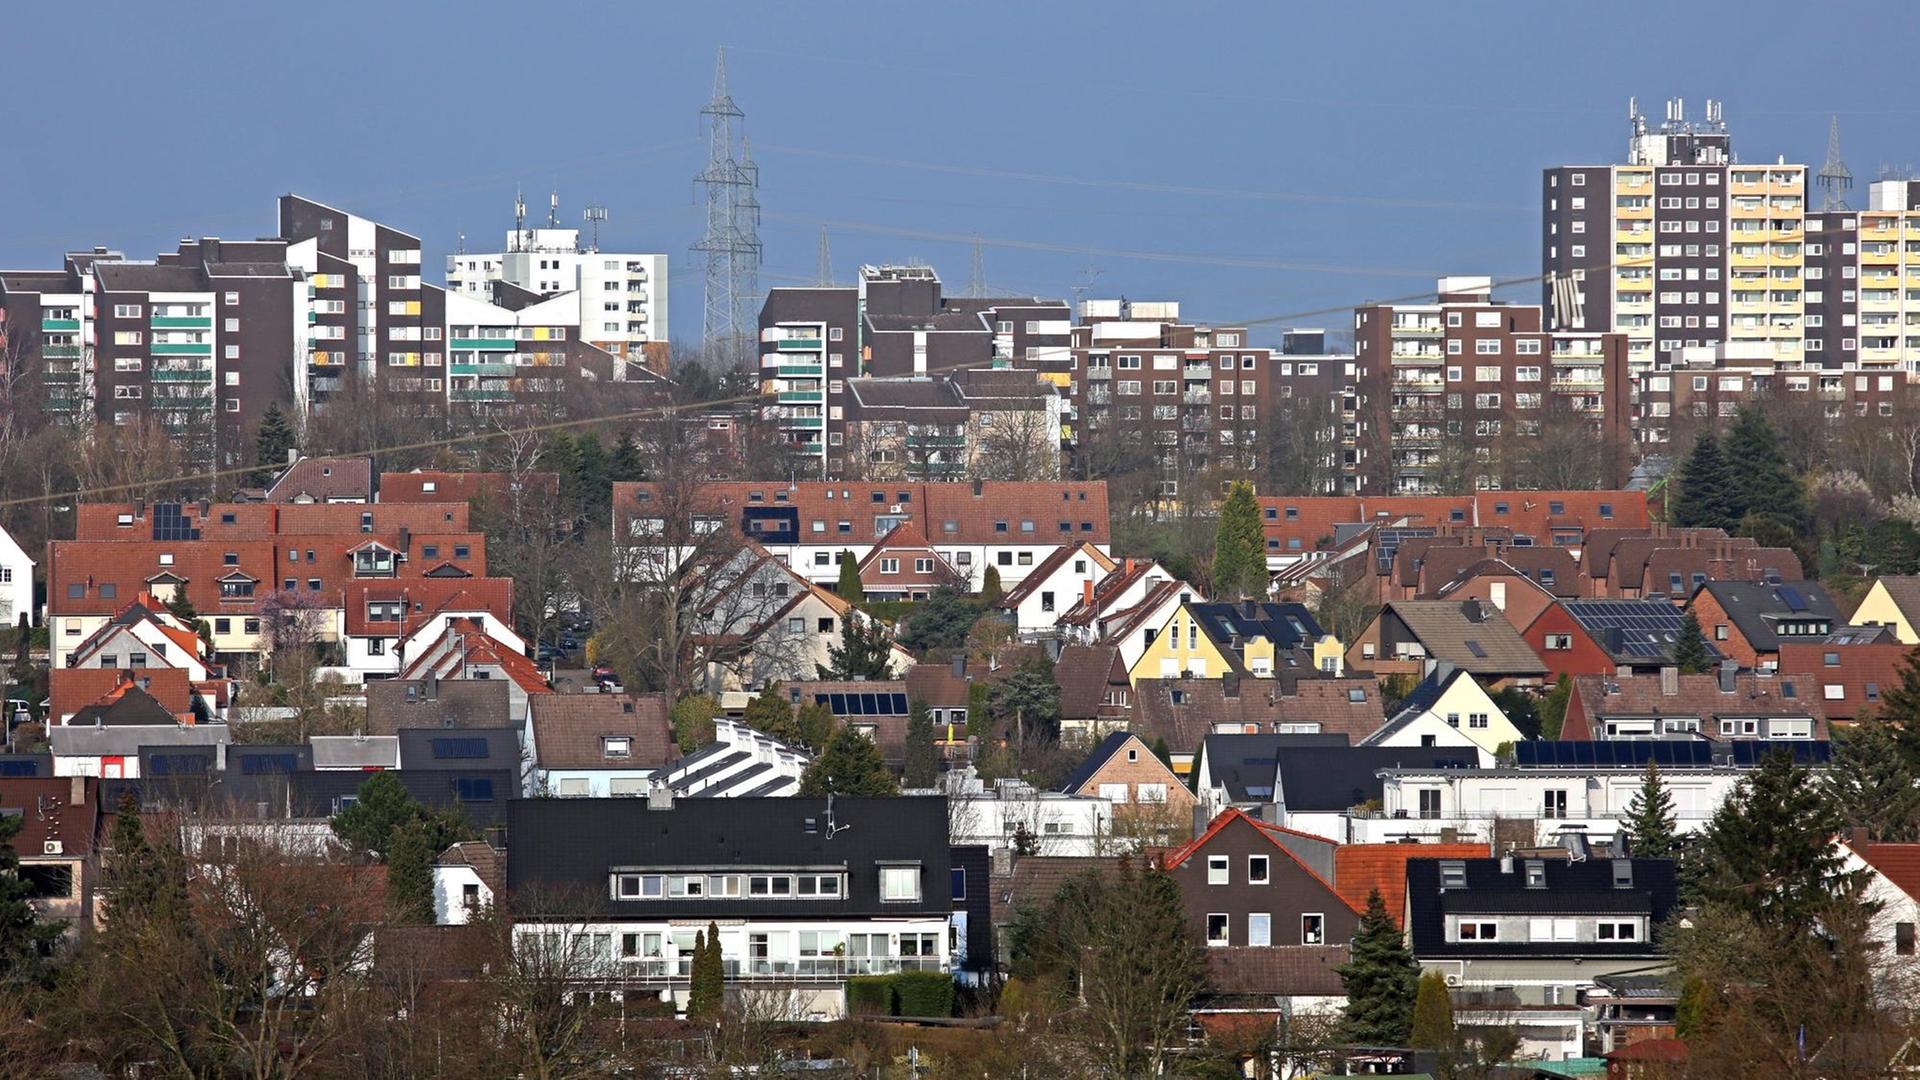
top-left (1248, 913), bottom-right (1272, 947)
top-left (1206, 914), bottom-right (1229, 946)
top-left (880, 558), bottom-right (899, 574)
top-left (1301, 914), bottom-right (1326, 945)
top-left (1458, 921), bottom-right (1498, 941)
top-left (1543, 790), bottom-right (1569, 819)
top-left (1206, 855), bottom-right (1229, 885)
top-left (879, 865), bottom-right (921, 902)
top-left (1248, 855), bottom-right (1270, 885)
top-left (1418, 790), bottom-right (1441, 819)
top-left (1597, 921), bottom-right (1639, 941)
top-left (1898, 923), bottom-right (1916, 956)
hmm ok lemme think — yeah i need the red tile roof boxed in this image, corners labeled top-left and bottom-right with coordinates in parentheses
top-left (1332, 842), bottom-right (1489, 927)
top-left (1257, 493), bottom-right (1647, 555)
top-left (1860, 842), bottom-right (1920, 902)
top-left (612, 480), bottom-right (1111, 546)
top-left (74, 501), bottom-right (470, 540)
top-left (343, 577), bottom-right (515, 637)
top-left (264, 456), bottom-right (373, 503)
top-left (49, 667), bottom-right (193, 723)
top-left (1562, 671), bottom-right (1830, 741)
top-left (528, 693), bottom-right (677, 769)
top-left (1777, 641), bottom-right (1914, 721)
top-left (0, 777), bottom-right (101, 856)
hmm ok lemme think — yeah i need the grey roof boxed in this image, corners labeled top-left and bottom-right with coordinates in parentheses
top-left (309, 735), bottom-right (399, 769)
top-left (1382, 600), bottom-right (1548, 675)
top-left (49, 723), bottom-right (229, 758)
top-left (1056, 731), bottom-right (1137, 794)
top-left (1196, 733), bottom-right (1353, 804)
top-left (363, 679), bottom-right (512, 735)
top-left (1268, 744), bottom-right (1476, 812)
top-left (396, 728), bottom-right (521, 771)
top-left (846, 378), bottom-right (962, 410)
top-left (93, 263), bottom-right (208, 292)
top-left (1694, 580), bottom-right (1842, 651)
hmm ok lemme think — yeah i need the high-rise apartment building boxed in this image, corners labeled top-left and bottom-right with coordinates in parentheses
top-left (1542, 99), bottom-right (1806, 373)
top-left (1, 239), bottom-right (307, 470)
top-left (758, 266), bottom-right (1069, 478)
top-left (1354, 277), bottom-right (1629, 494)
top-left (1804, 179), bottom-right (1920, 373)
top-left (445, 195), bottom-right (669, 374)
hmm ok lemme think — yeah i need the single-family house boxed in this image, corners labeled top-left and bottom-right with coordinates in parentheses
top-left (1161, 808), bottom-right (1361, 949)
top-left (1360, 664), bottom-right (1523, 763)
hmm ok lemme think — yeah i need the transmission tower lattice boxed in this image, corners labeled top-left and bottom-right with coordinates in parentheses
top-left (692, 47), bottom-right (762, 364)
top-left (1817, 115), bottom-right (1854, 211)
top-left (968, 236), bottom-right (985, 299)
top-left (816, 227), bottom-right (834, 287)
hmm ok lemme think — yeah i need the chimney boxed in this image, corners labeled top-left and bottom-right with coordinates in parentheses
top-left (952, 656), bottom-right (966, 678)
top-left (991, 846), bottom-right (1014, 876)
top-left (287, 448), bottom-right (300, 465)
top-left (1241, 598), bottom-right (1258, 619)
top-left (1717, 660), bottom-right (1737, 693)
top-left (971, 479), bottom-right (983, 497)
top-left (70, 776), bottom-right (85, 806)
top-left (1125, 558), bottom-right (1136, 575)
top-left (1221, 672), bottom-right (1241, 699)
top-left (1083, 578), bottom-right (1095, 606)
top-left (647, 786), bottom-right (676, 811)
top-left (1658, 666), bottom-right (1679, 697)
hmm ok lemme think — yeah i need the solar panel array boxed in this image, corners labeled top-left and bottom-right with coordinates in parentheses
top-left (0, 760), bottom-right (38, 777)
top-left (1515, 741), bottom-right (1715, 768)
top-left (1728, 741), bottom-right (1831, 765)
top-left (1373, 527), bottom-right (1437, 571)
top-left (1563, 600), bottom-right (1711, 660)
top-left (431, 737), bottom-right (489, 760)
top-left (815, 692), bottom-right (909, 716)
top-left (240, 753), bottom-right (299, 775)
top-left (150, 503), bottom-right (200, 541)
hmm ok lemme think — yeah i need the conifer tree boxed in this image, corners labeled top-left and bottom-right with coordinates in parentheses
top-left (1212, 480), bottom-right (1266, 599)
top-left (1694, 750), bottom-right (1857, 929)
top-left (903, 697), bottom-right (938, 788)
top-left (1876, 647), bottom-right (1920, 774)
top-left (1723, 407), bottom-right (1806, 530)
top-left (799, 726), bottom-right (898, 796)
top-left (1669, 431), bottom-right (1733, 530)
top-left (1338, 888), bottom-right (1420, 1046)
top-left (1823, 721), bottom-right (1920, 842)
top-left (1538, 673), bottom-right (1572, 740)
top-left (836, 550), bottom-right (865, 604)
top-left (1622, 761), bottom-right (1680, 859)
top-left (820, 615), bottom-right (894, 680)
top-left (688, 926), bottom-right (725, 1023)
top-left (1672, 610), bottom-right (1712, 674)
top-left (103, 791), bottom-right (187, 926)
top-left (741, 683), bottom-right (801, 744)
top-left (253, 402), bottom-right (299, 482)
top-left (1151, 736), bottom-right (1173, 770)
top-left (0, 805), bottom-right (57, 983)
top-left (980, 565), bottom-right (1003, 606)
top-left (1409, 970), bottom-right (1456, 1050)
top-left (608, 431), bottom-right (644, 483)
top-left (795, 701), bottom-right (837, 752)
top-left (386, 818), bottom-right (438, 924)
top-left (669, 693), bottom-right (720, 750)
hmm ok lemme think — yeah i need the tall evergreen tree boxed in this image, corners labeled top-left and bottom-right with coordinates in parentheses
top-left (1672, 610), bottom-right (1712, 674)
top-left (1151, 737), bottom-right (1173, 770)
top-left (741, 683), bottom-right (801, 743)
top-left (1212, 480), bottom-right (1266, 599)
top-left (103, 791), bottom-right (186, 926)
top-left (1694, 750), bottom-right (1858, 929)
top-left (1823, 720), bottom-right (1920, 842)
top-left (1409, 970), bottom-right (1456, 1050)
top-left (1723, 407), bottom-right (1806, 530)
top-left (252, 402), bottom-right (299, 482)
top-left (980, 565), bottom-right (1003, 606)
top-left (799, 727), bottom-right (898, 796)
top-left (835, 550), bottom-right (865, 603)
top-left (0, 806), bottom-right (58, 984)
top-left (1875, 647), bottom-right (1920, 774)
top-left (1669, 431), bottom-right (1733, 530)
top-left (1622, 761), bottom-right (1680, 859)
top-left (571, 433), bottom-right (612, 526)
top-left (795, 701), bottom-right (837, 751)
top-left (608, 431), bottom-right (645, 483)
top-left (386, 818), bottom-right (438, 924)
top-left (903, 697), bottom-right (939, 788)
top-left (1338, 888), bottom-right (1420, 1046)
top-left (1538, 673), bottom-right (1572, 740)
top-left (819, 615), bottom-right (894, 680)
top-left (687, 925), bottom-right (724, 1022)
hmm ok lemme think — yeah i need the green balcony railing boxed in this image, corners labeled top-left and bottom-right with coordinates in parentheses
top-left (41, 345), bottom-right (80, 359)
top-left (149, 316), bottom-right (212, 329)
top-left (40, 318), bottom-right (79, 332)
top-left (151, 369), bottom-right (214, 382)
top-left (774, 338), bottom-right (823, 351)
top-left (450, 338), bottom-right (516, 351)
top-left (451, 362), bottom-right (517, 376)
top-left (150, 342), bottom-right (213, 355)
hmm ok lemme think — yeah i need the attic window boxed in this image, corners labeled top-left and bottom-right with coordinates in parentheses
top-left (1264, 507), bottom-right (1277, 520)
top-left (220, 513), bottom-right (236, 524)
top-left (1347, 688), bottom-right (1367, 703)
top-left (360, 513), bottom-right (373, 533)
top-left (1524, 860), bottom-right (1546, 889)
top-left (223, 552), bottom-right (240, 566)
top-left (1599, 503), bottom-right (1614, 518)
top-left (1612, 859), bottom-right (1633, 889)
top-left (1549, 501), bottom-right (1565, 514)
top-left (1450, 510), bottom-right (1466, 522)
top-left (1494, 502), bottom-right (1509, 515)
top-left (423, 481), bottom-right (437, 493)
top-left (1464, 641), bottom-right (1487, 658)
top-left (159, 554), bottom-right (174, 566)
top-left (1439, 861), bottom-right (1467, 888)
top-left (602, 737), bottom-right (632, 759)
top-left (943, 521), bottom-right (957, 534)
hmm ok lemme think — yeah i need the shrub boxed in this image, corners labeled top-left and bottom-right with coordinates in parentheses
top-left (845, 976), bottom-right (892, 1015)
top-left (891, 971), bottom-right (956, 1018)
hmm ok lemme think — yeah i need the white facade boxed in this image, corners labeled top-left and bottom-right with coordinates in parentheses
top-left (1361, 765), bottom-right (1753, 846)
top-left (446, 223), bottom-right (668, 355)
top-left (1837, 841), bottom-right (1920, 998)
top-left (433, 862), bottom-right (493, 926)
top-left (1005, 544), bottom-right (1114, 638)
top-left (917, 773), bottom-right (1116, 856)
top-left (649, 719), bottom-right (810, 798)
top-left (0, 524), bottom-right (32, 628)
top-left (1361, 671), bottom-right (1521, 764)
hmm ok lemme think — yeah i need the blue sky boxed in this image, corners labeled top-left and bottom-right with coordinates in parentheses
top-left (6, 1), bottom-right (1916, 345)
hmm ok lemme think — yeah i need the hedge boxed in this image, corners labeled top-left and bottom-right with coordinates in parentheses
top-left (845, 976), bottom-right (892, 1015)
top-left (843, 972), bottom-right (955, 1018)
top-left (890, 971), bottom-right (955, 1018)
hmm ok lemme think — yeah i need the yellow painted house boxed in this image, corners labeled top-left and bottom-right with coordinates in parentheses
top-left (1851, 577), bottom-right (1920, 644)
top-left (1128, 600), bottom-right (1343, 685)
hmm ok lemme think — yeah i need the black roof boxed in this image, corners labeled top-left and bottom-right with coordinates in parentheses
top-left (202, 768), bottom-right (515, 825)
top-left (1275, 746), bottom-right (1476, 812)
top-left (1694, 580), bottom-right (1841, 651)
top-left (1189, 601), bottom-right (1324, 652)
top-left (1407, 857), bottom-right (1677, 959)
top-left (395, 728), bottom-right (521, 770)
top-left (505, 796), bottom-right (952, 920)
top-left (1564, 599), bottom-right (1725, 664)
top-left (1198, 733), bottom-right (1352, 803)
top-left (1057, 730), bottom-right (1135, 793)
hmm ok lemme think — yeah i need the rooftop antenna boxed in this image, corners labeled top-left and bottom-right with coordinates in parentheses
top-left (824, 791), bottom-right (851, 839)
top-left (514, 187), bottom-right (529, 251)
top-left (547, 189), bottom-right (559, 229)
top-left (816, 227), bottom-right (834, 287)
top-left (1068, 251), bottom-right (1103, 316)
top-left (583, 205), bottom-right (608, 252)
top-left (967, 235), bottom-right (985, 299)
top-left (1817, 116), bottom-right (1855, 211)
top-left (456, 232), bottom-right (466, 256)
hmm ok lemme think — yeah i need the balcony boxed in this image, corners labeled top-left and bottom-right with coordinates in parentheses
top-left (776, 391), bottom-right (822, 404)
top-left (150, 342), bottom-right (212, 356)
top-left (151, 368), bottom-right (214, 382)
top-left (775, 337), bottom-right (823, 351)
top-left (40, 318), bottom-right (79, 332)
top-left (41, 345), bottom-right (80, 360)
top-left (1183, 389), bottom-right (1212, 405)
top-left (451, 362), bottom-right (517, 377)
top-left (149, 316), bottom-right (212, 329)
top-left (1390, 322), bottom-right (1442, 336)
top-left (450, 387), bottom-right (515, 403)
top-left (907, 433), bottom-right (966, 448)
top-left (450, 337), bottom-right (515, 351)
top-left (606, 955), bottom-right (948, 984)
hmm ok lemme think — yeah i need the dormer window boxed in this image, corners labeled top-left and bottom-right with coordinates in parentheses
top-left (603, 736), bottom-right (632, 759)
top-left (1524, 860), bottom-right (1546, 889)
top-left (353, 544), bottom-right (397, 577)
top-left (1440, 861), bottom-right (1467, 888)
